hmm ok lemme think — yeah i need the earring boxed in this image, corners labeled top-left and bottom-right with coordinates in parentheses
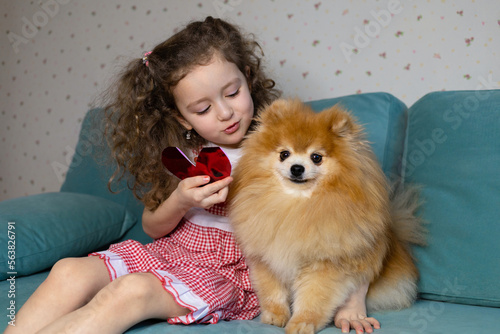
top-left (186, 130), bottom-right (192, 140)
top-left (135, 114), bottom-right (140, 135)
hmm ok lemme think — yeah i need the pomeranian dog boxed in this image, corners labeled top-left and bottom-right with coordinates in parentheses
top-left (228, 99), bottom-right (425, 334)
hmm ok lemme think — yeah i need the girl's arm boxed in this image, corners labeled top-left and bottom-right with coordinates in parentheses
top-left (142, 175), bottom-right (233, 239)
top-left (142, 186), bottom-right (190, 239)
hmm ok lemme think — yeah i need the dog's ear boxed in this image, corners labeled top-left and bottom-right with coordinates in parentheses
top-left (333, 118), bottom-right (350, 137)
top-left (258, 99), bottom-right (292, 124)
top-left (261, 99), bottom-right (290, 117)
top-left (328, 107), bottom-right (355, 137)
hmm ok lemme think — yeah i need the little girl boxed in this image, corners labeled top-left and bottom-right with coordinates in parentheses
top-left (6, 17), bottom-right (379, 334)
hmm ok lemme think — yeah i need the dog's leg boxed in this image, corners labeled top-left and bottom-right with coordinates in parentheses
top-left (285, 263), bottom-right (356, 334)
top-left (249, 259), bottom-right (291, 327)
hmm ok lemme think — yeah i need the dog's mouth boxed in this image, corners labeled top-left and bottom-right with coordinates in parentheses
top-left (289, 177), bottom-right (308, 184)
top-left (278, 172), bottom-right (318, 197)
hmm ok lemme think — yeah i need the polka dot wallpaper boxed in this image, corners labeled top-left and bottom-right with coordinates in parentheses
top-left (1, 0), bottom-right (499, 200)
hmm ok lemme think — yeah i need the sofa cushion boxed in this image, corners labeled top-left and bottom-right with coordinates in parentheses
top-left (404, 90), bottom-right (500, 307)
top-left (0, 192), bottom-right (136, 280)
top-left (307, 92), bottom-right (408, 180)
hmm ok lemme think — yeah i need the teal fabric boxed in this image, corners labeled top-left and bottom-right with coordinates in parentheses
top-left (2, 272), bottom-right (499, 333)
top-left (0, 192), bottom-right (136, 280)
top-left (404, 90), bottom-right (500, 307)
top-left (60, 108), bottom-right (150, 244)
top-left (307, 92), bottom-right (408, 180)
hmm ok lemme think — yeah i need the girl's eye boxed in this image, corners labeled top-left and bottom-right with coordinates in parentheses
top-left (197, 106), bottom-right (210, 115)
top-left (227, 88), bottom-right (240, 98)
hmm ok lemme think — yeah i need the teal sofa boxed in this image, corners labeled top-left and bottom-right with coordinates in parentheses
top-left (2, 90), bottom-right (499, 333)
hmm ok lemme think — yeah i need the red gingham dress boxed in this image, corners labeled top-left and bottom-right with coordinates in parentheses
top-left (90, 147), bottom-right (259, 324)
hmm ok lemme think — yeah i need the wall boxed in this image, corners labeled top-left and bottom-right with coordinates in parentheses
top-left (1, 0), bottom-right (499, 200)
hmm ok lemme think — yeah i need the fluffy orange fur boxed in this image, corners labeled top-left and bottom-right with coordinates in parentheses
top-left (228, 99), bottom-right (424, 334)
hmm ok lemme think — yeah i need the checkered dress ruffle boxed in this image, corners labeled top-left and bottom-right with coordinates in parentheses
top-left (100, 219), bottom-right (258, 323)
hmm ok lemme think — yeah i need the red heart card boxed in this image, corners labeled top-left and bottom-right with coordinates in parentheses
top-left (161, 147), bottom-right (232, 184)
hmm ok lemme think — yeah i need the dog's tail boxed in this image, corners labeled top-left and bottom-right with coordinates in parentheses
top-left (366, 181), bottom-right (425, 312)
top-left (389, 181), bottom-right (427, 246)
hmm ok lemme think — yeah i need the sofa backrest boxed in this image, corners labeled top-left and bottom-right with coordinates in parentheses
top-left (403, 89), bottom-right (500, 307)
top-left (60, 108), bottom-right (151, 244)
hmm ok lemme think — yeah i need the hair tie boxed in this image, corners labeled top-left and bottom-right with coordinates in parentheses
top-left (142, 51), bottom-right (152, 67)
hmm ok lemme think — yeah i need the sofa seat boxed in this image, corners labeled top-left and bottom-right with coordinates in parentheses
top-left (1, 270), bottom-right (498, 333)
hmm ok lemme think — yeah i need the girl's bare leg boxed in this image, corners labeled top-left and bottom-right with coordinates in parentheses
top-left (4, 256), bottom-right (110, 334)
top-left (36, 272), bottom-right (189, 334)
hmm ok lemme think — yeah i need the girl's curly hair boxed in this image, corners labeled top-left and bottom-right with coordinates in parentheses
top-left (102, 16), bottom-right (280, 211)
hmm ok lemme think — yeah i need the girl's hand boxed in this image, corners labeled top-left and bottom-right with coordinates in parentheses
top-left (175, 175), bottom-right (233, 211)
top-left (142, 175), bottom-right (233, 239)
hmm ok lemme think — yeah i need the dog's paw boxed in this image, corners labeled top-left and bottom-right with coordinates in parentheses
top-left (261, 308), bottom-right (290, 328)
top-left (284, 321), bottom-right (315, 334)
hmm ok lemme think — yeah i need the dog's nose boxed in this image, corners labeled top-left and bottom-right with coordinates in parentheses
top-left (290, 164), bottom-right (305, 177)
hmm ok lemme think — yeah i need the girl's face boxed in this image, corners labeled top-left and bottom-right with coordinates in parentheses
top-left (172, 55), bottom-right (254, 149)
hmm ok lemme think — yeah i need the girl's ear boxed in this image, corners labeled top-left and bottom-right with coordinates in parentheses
top-left (175, 115), bottom-right (192, 131)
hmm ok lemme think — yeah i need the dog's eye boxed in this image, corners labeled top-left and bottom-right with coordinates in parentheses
top-left (310, 153), bottom-right (322, 164)
top-left (280, 151), bottom-right (290, 161)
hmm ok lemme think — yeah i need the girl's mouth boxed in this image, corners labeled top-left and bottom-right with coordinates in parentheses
top-left (224, 122), bottom-right (240, 134)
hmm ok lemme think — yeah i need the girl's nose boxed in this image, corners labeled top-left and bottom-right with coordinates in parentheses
top-left (217, 102), bottom-right (234, 121)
